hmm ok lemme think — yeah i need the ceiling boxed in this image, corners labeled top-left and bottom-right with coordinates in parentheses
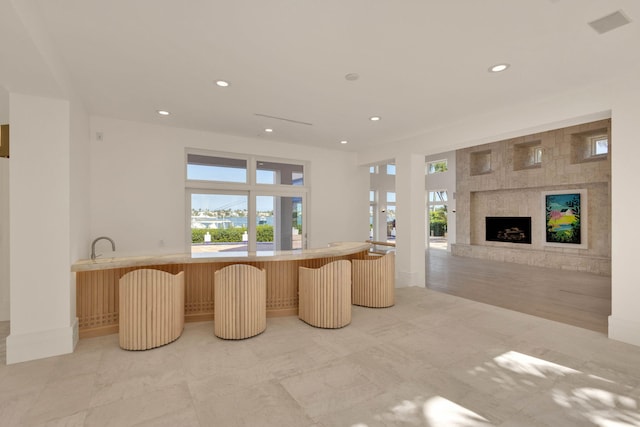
top-left (1, 0), bottom-right (639, 151)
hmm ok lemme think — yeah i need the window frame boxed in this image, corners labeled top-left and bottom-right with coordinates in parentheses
top-left (185, 149), bottom-right (309, 252)
top-left (427, 159), bottom-right (448, 174)
top-left (590, 135), bottom-right (609, 157)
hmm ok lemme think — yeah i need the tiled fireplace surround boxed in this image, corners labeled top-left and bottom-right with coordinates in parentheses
top-left (452, 119), bottom-right (611, 276)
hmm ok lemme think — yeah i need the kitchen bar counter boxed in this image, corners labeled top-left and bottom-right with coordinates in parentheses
top-left (73, 242), bottom-right (371, 338)
top-left (72, 241), bottom-right (370, 272)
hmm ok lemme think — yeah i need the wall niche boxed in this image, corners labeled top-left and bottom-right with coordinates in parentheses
top-left (570, 127), bottom-right (609, 164)
top-left (513, 140), bottom-right (542, 171)
top-left (470, 150), bottom-right (492, 176)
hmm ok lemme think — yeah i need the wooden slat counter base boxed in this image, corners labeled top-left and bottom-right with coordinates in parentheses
top-left (299, 260), bottom-right (352, 329)
top-left (214, 265), bottom-right (266, 339)
top-left (73, 242), bottom-right (370, 338)
top-left (119, 269), bottom-right (185, 350)
top-left (352, 252), bottom-right (395, 308)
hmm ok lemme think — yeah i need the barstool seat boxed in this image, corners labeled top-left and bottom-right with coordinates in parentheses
top-left (119, 269), bottom-right (185, 350)
top-left (298, 260), bottom-right (352, 328)
top-left (214, 264), bottom-right (266, 339)
top-left (352, 252), bottom-right (395, 308)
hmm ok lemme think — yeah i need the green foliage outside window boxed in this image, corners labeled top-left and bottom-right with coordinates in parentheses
top-left (429, 208), bottom-right (447, 236)
top-left (192, 225), bottom-right (275, 243)
top-left (428, 161), bottom-right (448, 174)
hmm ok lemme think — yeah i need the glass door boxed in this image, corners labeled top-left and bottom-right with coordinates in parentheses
top-left (256, 194), bottom-right (305, 251)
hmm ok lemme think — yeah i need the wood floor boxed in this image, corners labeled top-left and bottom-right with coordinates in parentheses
top-left (426, 249), bottom-right (612, 333)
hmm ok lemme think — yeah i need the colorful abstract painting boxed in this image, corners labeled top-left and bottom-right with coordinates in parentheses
top-left (545, 192), bottom-right (582, 244)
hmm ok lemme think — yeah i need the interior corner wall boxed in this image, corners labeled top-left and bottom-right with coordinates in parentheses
top-left (0, 157), bottom-right (9, 321)
top-left (0, 88), bottom-right (8, 321)
top-left (609, 78), bottom-right (640, 347)
top-left (69, 98), bottom-right (91, 328)
top-left (395, 153), bottom-right (426, 286)
top-left (7, 93), bottom-right (75, 364)
top-left (89, 117), bottom-right (367, 257)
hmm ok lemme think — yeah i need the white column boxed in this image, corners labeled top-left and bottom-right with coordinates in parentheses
top-left (6, 93), bottom-right (77, 364)
top-left (609, 80), bottom-right (640, 346)
top-left (395, 153), bottom-right (426, 287)
top-left (0, 157), bottom-right (9, 321)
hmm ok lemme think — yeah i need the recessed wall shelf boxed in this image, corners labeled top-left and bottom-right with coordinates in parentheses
top-left (513, 140), bottom-right (542, 171)
top-left (570, 128), bottom-right (609, 164)
top-left (470, 150), bottom-right (492, 176)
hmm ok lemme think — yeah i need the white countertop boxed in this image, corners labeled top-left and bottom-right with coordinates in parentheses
top-left (72, 241), bottom-right (371, 272)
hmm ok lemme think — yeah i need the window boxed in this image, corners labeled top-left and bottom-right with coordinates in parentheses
top-left (532, 147), bottom-right (543, 164)
top-left (386, 192), bottom-right (396, 203)
top-left (591, 136), bottom-right (608, 156)
top-left (427, 160), bottom-right (448, 174)
top-left (256, 195), bottom-right (303, 250)
top-left (428, 191), bottom-right (448, 239)
top-left (369, 166), bottom-right (378, 174)
top-left (191, 193), bottom-right (249, 250)
top-left (187, 154), bottom-right (247, 183)
top-left (369, 205), bottom-right (375, 240)
top-left (570, 128), bottom-right (609, 163)
top-left (386, 204), bottom-right (396, 240)
top-left (386, 164), bottom-right (396, 175)
top-left (186, 150), bottom-right (308, 253)
top-left (256, 161), bottom-right (304, 185)
top-left (429, 191), bottom-right (448, 203)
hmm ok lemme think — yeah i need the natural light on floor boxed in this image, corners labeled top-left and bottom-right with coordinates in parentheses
top-left (493, 350), bottom-right (580, 378)
top-left (350, 351), bottom-right (640, 427)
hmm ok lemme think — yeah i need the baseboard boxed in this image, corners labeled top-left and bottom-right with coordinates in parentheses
top-left (396, 271), bottom-right (425, 288)
top-left (6, 323), bottom-right (76, 364)
top-left (608, 315), bottom-right (640, 347)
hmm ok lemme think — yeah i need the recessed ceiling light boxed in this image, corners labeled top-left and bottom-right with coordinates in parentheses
top-left (216, 80), bottom-right (230, 87)
top-left (340, 140), bottom-right (348, 144)
top-left (369, 116), bottom-right (381, 121)
top-left (157, 110), bottom-right (170, 116)
top-left (345, 73), bottom-right (359, 81)
top-left (489, 63), bottom-right (510, 73)
top-left (264, 128), bottom-right (273, 133)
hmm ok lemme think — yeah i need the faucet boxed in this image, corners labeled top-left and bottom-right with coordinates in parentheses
top-left (91, 236), bottom-right (116, 260)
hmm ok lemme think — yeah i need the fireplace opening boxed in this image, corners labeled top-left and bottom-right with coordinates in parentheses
top-left (486, 217), bottom-right (532, 244)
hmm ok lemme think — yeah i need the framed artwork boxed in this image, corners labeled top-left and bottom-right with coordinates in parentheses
top-left (543, 190), bottom-right (587, 248)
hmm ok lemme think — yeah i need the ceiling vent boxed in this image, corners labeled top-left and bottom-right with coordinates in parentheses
top-left (254, 113), bottom-right (313, 126)
top-left (588, 10), bottom-right (632, 34)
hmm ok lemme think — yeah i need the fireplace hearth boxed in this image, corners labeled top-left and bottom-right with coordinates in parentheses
top-left (486, 216), bottom-right (532, 244)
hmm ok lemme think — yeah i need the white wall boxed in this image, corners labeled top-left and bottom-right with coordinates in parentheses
top-left (395, 153), bottom-right (426, 286)
top-left (609, 77), bottom-right (640, 346)
top-left (0, 88), bottom-right (8, 321)
top-left (7, 93), bottom-right (76, 364)
top-left (89, 117), bottom-right (367, 256)
top-left (0, 158), bottom-right (9, 321)
top-left (68, 98), bottom-right (91, 327)
top-left (0, 87), bottom-right (9, 124)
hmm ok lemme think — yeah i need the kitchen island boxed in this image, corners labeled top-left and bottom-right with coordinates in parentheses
top-left (72, 242), bottom-right (371, 338)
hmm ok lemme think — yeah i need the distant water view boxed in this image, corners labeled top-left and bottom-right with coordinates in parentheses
top-left (191, 215), bottom-right (274, 229)
top-left (226, 216), bottom-right (274, 227)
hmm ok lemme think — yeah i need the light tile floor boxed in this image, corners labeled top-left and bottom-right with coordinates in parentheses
top-left (2, 288), bottom-right (640, 426)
